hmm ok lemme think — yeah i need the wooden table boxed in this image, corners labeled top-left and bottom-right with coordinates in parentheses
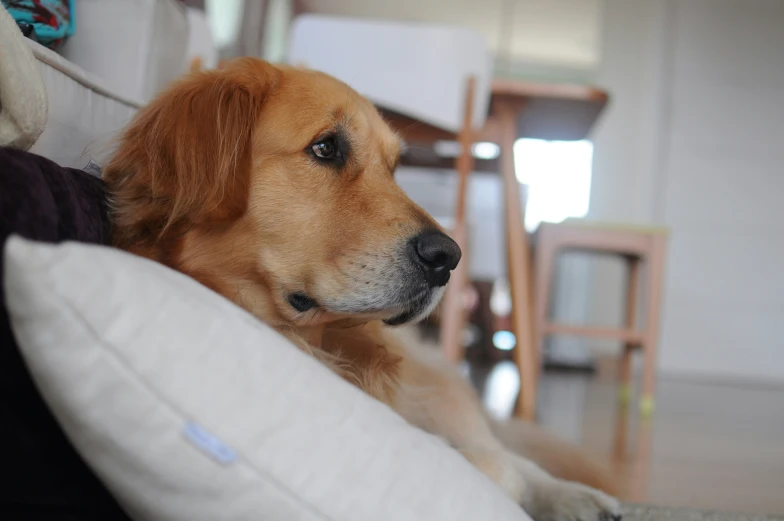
top-left (382, 78), bottom-right (609, 420)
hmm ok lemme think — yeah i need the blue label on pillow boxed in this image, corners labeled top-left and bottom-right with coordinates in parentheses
top-left (183, 422), bottom-right (237, 465)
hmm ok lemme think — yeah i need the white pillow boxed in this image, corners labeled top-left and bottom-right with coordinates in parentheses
top-left (3, 236), bottom-right (528, 521)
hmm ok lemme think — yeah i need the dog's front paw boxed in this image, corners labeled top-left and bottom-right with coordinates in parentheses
top-left (523, 480), bottom-right (621, 521)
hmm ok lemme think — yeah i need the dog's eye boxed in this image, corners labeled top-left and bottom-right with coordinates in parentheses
top-left (311, 138), bottom-right (338, 160)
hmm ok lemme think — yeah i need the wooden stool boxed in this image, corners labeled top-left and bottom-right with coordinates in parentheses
top-left (533, 220), bottom-right (668, 416)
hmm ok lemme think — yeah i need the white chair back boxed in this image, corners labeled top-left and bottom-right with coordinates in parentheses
top-left (287, 14), bottom-right (492, 133)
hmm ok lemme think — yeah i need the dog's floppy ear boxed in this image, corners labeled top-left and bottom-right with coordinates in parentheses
top-left (105, 58), bottom-right (280, 247)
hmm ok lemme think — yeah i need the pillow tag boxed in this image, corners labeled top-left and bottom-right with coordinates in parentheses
top-left (81, 158), bottom-right (103, 177)
top-left (183, 422), bottom-right (237, 465)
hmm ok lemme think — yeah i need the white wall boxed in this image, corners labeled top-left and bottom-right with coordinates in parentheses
top-left (590, 0), bottom-right (784, 382)
top-left (586, 0), bottom-right (669, 349)
top-left (656, 0), bottom-right (784, 382)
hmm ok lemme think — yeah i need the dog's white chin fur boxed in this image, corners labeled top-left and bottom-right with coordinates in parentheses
top-left (411, 286), bottom-right (446, 323)
top-left (322, 282), bottom-right (446, 326)
top-left (385, 285), bottom-right (446, 326)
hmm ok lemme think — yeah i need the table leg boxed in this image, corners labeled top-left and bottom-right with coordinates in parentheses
top-left (497, 102), bottom-right (537, 420)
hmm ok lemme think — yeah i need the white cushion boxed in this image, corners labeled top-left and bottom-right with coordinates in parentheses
top-left (3, 236), bottom-right (528, 521)
top-left (61, 0), bottom-right (189, 103)
top-left (27, 41), bottom-right (140, 171)
top-left (0, 4), bottom-right (47, 150)
top-left (0, 3), bottom-right (140, 170)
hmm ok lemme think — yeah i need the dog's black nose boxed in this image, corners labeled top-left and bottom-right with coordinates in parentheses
top-left (411, 230), bottom-right (462, 286)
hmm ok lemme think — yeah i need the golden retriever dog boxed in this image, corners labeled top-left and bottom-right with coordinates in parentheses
top-left (104, 57), bottom-right (621, 521)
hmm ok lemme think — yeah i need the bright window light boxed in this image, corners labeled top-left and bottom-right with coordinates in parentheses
top-left (472, 142), bottom-right (501, 160)
top-left (432, 141), bottom-right (501, 160)
top-left (513, 138), bottom-right (593, 232)
top-left (206, 0), bottom-right (245, 48)
top-left (493, 330), bottom-right (517, 351)
top-left (490, 277), bottom-right (512, 316)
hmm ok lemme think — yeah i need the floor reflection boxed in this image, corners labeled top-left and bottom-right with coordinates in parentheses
top-left (476, 359), bottom-right (784, 514)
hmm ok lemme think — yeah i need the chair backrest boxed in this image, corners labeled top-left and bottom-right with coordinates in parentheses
top-left (287, 14), bottom-right (492, 134)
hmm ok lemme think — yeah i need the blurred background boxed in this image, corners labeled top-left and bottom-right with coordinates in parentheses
top-left (31, 0), bottom-right (784, 515)
top-left (202, 0), bottom-right (784, 386)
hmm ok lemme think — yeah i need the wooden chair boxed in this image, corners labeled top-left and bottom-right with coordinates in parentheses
top-left (399, 81), bottom-right (611, 420)
top-left (532, 220), bottom-right (668, 415)
top-left (481, 81), bottom-right (609, 420)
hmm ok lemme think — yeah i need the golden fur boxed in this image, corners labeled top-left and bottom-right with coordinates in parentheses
top-left (104, 58), bottom-right (621, 520)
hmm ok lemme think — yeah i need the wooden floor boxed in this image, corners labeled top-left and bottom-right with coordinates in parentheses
top-left (475, 359), bottom-right (784, 515)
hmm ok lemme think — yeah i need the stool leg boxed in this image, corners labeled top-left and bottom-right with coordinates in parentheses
top-left (439, 77), bottom-right (476, 363)
top-left (440, 223), bottom-right (469, 363)
top-left (640, 235), bottom-right (666, 416)
top-left (619, 256), bottom-right (640, 405)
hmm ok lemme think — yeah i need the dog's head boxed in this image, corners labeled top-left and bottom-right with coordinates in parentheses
top-left (105, 58), bottom-right (460, 328)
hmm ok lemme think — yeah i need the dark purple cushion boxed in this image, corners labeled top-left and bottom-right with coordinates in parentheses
top-left (0, 147), bottom-right (131, 520)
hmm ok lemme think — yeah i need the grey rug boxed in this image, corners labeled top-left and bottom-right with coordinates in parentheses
top-left (624, 505), bottom-right (784, 521)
